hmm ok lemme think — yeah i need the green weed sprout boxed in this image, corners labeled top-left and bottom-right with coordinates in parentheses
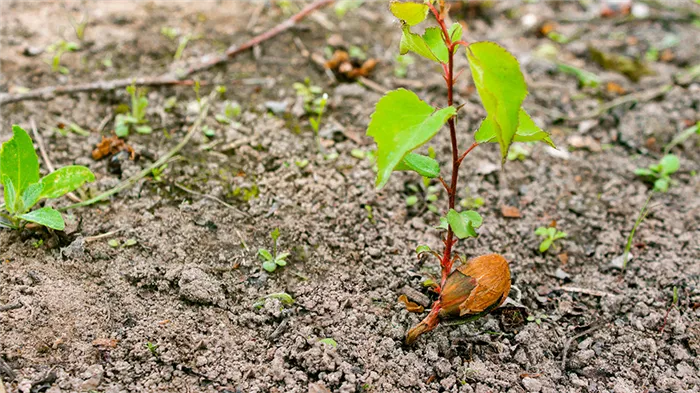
top-left (622, 193), bottom-right (652, 270)
top-left (634, 154), bottom-right (680, 192)
top-left (535, 227), bottom-right (567, 252)
top-left (258, 228), bottom-right (290, 273)
top-left (0, 125), bottom-right (94, 231)
top-left (46, 40), bottom-right (79, 74)
top-left (115, 83), bottom-right (152, 137)
top-left (367, 1), bottom-right (554, 344)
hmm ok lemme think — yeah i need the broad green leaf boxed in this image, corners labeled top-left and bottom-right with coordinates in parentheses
top-left (395, 153), bottom-right (440, 178)
top-left (0, 125), bottom-right (40, 198)
top-left (21, 183), bottom-right (43, 212)
top-left (539, 238), bottom-right (553, 252)
top-left (416, 245), bottom-right (431, 254)
top-left (39, 165), bottom-right (95, 200)
top-left (19, 207), bottom-right (65, 230)
top-left (461, 210), bottom-right (482, 228)
top-left (258, 249), bottom-right (274, 262)
top-left (399, 26), bottom-right (448, 63)
top-left (367, 89), bottom-right (456, 189)
top-left (390, 1), bottom-right (429, 26)
top-left (446, 209), bottom-right (477, 239)
top-left (659, 155), bottom-right (680, 175)
top-left (467, 42), bottom-right (527, 161)
top-left (262, 261), bottom-right (277, 272)
top-left (422, 27), bottom-right (449, 63)
top-left (2, 175), bottom-right (17, 214)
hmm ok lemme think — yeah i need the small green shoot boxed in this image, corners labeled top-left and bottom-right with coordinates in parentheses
top-left (665, 122), bottom-right (699, 153)
top-left (0, 125), bottom-right (95, 231)
top-left (364, 205), bottom-right (376, 225)
top-left (318, 338), bottom-right (338, 348)
top-left (622, 193), bottom-right (652, 270)
top-left (634, 154), bottom-right (680, 192)
top-left (293, 78), bottom-right (326, 115)
top-left (46, 40), bottom-right (79, 74)
top-left (527, 314), bottom-right (547, 326)
top-left (535, 227), bottom-right (567, 252)
top-left (258, 228), bottom-right (290, 273)
top-left (253, 292), bottom-right (295, 308)
top-left (69, 12), bottom-right (89, 41)
top-left (556, 62), bottom-right (600, 88)
top-left (115, 83), bottom-right (151, 137)
top-left (145, 342), bottom-right (159, 357)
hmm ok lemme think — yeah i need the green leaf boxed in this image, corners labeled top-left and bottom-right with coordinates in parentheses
top-left (659, 155), bottom-right (680, 175)
top-left (654, 177), bottom-right (669, 192)
top-left (390, 1), bottom-right (429, 26)
top-left (266, 292), bottom-right (294, 305)
top-left (19, 207), bottom-right (65, 230)
top-left (258, 249), bottom-right (274, 262)
top-left (275, 258), bottom-right (287, 267)
top-left (449, 22), bottom-right (463, 44)
top-left (556, 63), bottom-right (600, 88)
top-left (2, 175), bottom-right (17, 214)
top-left (400, 26), bottom-right (448, 63)
top-left (535, 227), bottom-right (549, 236)
top-left (554, 231), bottom-right (567, 240)
top-left (406, 195), bottom-right (418, 206)
top-left (318, 338), bottom-right (338, 348)
top-left (475, 109), bottom-right (554, 148)
top-left (367, 89), bottom-right (456, 189)
top-left (136, 125), bottom-right (152, 134)
top-left (0, 125), bottom-right (40, 199)
top-left (539, 238), bottom-right (553, 252)
top-left (461, 210), bottom-right (482, 228)
top-left (395, 153), bottom-right (440, 178)
top-left (446, 208), bottom-right (477, 239)
top-left (262, 261), bottom-right (277, 272)
top-left (39, 165), bottom-right (95, 200)
top-left (416, 245), bottom-right (431, 254)
top-left (271, 228), bottom-right (280, 242)
top-left (114, 115), bottom-right (130, 137)
top-left (21, 182), bottom-right (43, 212)
top-left (634, 168), bottom-right (655, 177)
top-left (467, 42), bottom-right (528, 161)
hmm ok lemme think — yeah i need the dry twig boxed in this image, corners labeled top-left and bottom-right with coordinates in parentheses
top-left (30, 118), bottom-right (82, 203)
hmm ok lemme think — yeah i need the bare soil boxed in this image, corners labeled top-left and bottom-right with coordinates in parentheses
top-left (1, 1), bottom-right (699, 392)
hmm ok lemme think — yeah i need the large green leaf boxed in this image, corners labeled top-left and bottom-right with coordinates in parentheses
top-left (467, 42), bottom-right (527, 161)
top-left (390, 1), bottom-right (429, 26)
top-left (19, 207), bottom-right (65, 230)
top-left (394, 153), bottom-right (440, 178)
top-left (39, 165), bottom-right (95, 200)
top-left (367, 89), bottom-right (456, 189)
top-left (475, 109), bottom-right (554, 148)
top-left (0, 125), bottom-right (40, 198)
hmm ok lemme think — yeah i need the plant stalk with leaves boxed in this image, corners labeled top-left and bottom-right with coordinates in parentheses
top-left (366, 1), bottom-right (553, 344)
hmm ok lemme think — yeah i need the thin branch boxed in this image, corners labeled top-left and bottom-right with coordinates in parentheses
top-left (30, 118), bottom-right (82, 203)
top-left (457, 142), bottom-right (479, 166)
top-left (438, 176), bottom-right (451, 194)
top-left (173, 182), bottom-right (248, 217)
top-left (0, 0), bottom-right (334, 106)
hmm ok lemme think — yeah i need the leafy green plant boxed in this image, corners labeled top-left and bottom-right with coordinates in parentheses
top-left (258, 228), bottom-right (290, 273)
top-left (115, 83), bottom-right (152, 137)
top-left (46, 40), bottom-right (79, 74)
top-left (366, 1), bottom-right (553, 344)
top-left (145, 342), bottom-right (159, 357)
top-left (535, 227), bottom-right (567, 252)
top-left (634, 154), bottom-right (680, 192)
top-left (0, 125), bottom-right (95, 231)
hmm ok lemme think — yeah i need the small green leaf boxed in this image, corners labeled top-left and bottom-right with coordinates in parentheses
top-left (2, 175), bottom-right (17, 214)
top-left (262, 260), bottom-right (277, 272)
top-left (390, 1), bottom-right (429, 26)
top-left (258, 249), bottom-right (274, 262)
top-left (406, 195), bottom-right (418, 206)
top-left (416, 245), bottom-right (431, 254)
top-left (136, 125), bottom-right (152, 134)
top-left (395, 153), bottom-right (440, 178)
top-left (318, 338), bottom-right (338, 348)
top-left (0, 125), bottom-right (40, 199)
top-left (271, 228), bottom-right (280, 242)
top-left (654, 177), bottom-right (669, 192)
top-left (447, 209), bottom-right (471, 239)
top-left (124, 238), bottom-right (138, 247)
top-left (19, 207), bottom-right (65, 230)
top-left (512, 110), bottom-right (555, 148)
top-left (535, 227), bottom-right (549, 236)
top-left (21, 182), bottom-right (43, 212)
top-left (399, 26), bottom-right (448, 63)
top-left (39, 166), bottom-right (95, 200)
top-left (659, 155), bottom-right (680, 175)
top-left (539, 238), bottom-right (553, 252)
top-left (108, 239), bottom-right (119, 247)
top-left (634, 168), bottom-right (655, 177)
top-left (266, 292), bottom-right (294, 305)
top-left (467, 42), bottom-right (528, 161)
top-left (367, 89), bottom-right (456, 189)
top-left (449, 22), bottom-right (463, 44)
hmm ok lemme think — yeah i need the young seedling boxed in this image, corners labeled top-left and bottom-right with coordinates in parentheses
top-left (0, 125), bottom-right (94, 231)
top-left (367, 1), bottom-right (553, 344)
top-left (115, 83), bottom-right (152, 137)
top-left (535, 226), bottom-right (567, 252)
top-left (634, 154), bottom-right (680, 192)
top-left (46, 40), bottom-right (79, 74)
top-left (215, 101), bottom-right (242, 125)
top-left (258, 228), bottom-right (290, 273)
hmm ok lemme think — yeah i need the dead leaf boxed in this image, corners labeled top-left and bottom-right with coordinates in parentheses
top-left (92, 136), bottom-right (135, 161)
top-left (398, 294), bottom-right (424, 313)
top-left (92, 338), bottom-right (118, 349)
top-left (501, 205), bottom-right (521, 218)
top-left (660, 49), bottom-right (674, 62)
top-left (606, 81), bottom-right (626, 95)
top-left (558, 253), bottom-right (569, 265)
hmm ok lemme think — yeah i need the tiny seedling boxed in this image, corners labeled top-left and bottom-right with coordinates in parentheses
top-left (665, 122), bottom-right (699, 153)
top-left (506, 143), bottom-right (530, 161)
top-left (69, 12), bottom-right (89, 41)
top-left (253, 292), bottom-right (294, 308)
top-left (622, 193), bottom-right (652, 270)
top-left (0, 125), bottom-right (95, 231)
top-left (318, 338), bottom-right (338, 348)
top-left (659, 286), bottom-right (680, 334)
top-left (115, 83), bottom-right (152, 137)
top-left (526, 313), bottom-right (547, 326)
top-left (46, 40), bottom-right (79, 74)
top-left (366, 1), bottom-right (553, 344)
top-left (634, 154), bottom-right (680, 192)
top-left (293, 78), bottom-right (326, 115)
top-left (145, 342), bottom-right (159, 357)
top-left (215, 101), bottom-right (242, 125)
top-left (535, 226), bottom-right (567, 252)
top-left (258, 228), bottom-right (290, 273)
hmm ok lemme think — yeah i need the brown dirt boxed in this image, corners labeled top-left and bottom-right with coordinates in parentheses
top-left (1, 1), bottom-right (699, 392)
